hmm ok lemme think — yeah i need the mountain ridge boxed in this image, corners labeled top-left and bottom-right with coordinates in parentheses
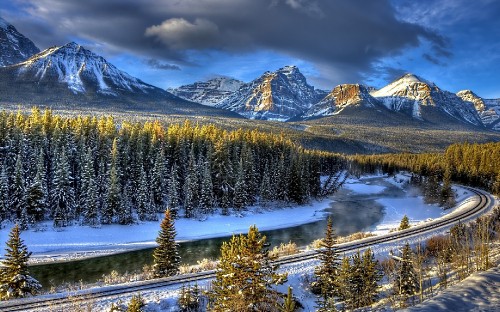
top-left (0, 17), bottom-right (40, 66)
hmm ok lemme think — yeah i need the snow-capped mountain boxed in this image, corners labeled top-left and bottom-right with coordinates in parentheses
top-left (13, 42), bottom-right (162, 96)
top-left (457, 90), bottom-right (500, 130)
top-left (0, 17), bottom-right (40, 66)
top-left (168, 77), bottom-right (244, 106)
top-left (217, 66), bottom-right (326, 121)
top-left (304, 84), bottom-right (380, 118)
top-left (371, 74), bottom-right (483, 126)
top-left (0, 41), bottom-right (242, 117)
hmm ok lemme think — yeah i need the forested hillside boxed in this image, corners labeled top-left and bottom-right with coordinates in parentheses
top-left (0, 108), bottom-right (341, 229)
top-left (350, 142), bottom-right (500, 195)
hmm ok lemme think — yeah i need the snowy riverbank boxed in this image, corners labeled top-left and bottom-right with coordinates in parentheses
top-left (0, 174), bottom-right (471, 264)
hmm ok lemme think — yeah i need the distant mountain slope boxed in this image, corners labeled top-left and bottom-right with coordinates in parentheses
top-left (0, 42), bottom-right (241, 117)
top-left (457, 90), bottom-right (500, 130)
top-left (371, 74), bottom-right (483, 126)
top-left (0, 17), bottom-right (40, 66)
top-left (304, 84), bottom-right (381, 118)
top-left (217, 66), bottom-right (326, 121)
top-left (168, 77), bottom-right (244, 106)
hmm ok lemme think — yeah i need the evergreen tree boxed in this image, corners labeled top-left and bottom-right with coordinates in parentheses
top-left (0, 224), bottom-right (41, 299)
top-left (118, 184), bottom-right (134, 225)
top-left (183, 148), bottom-right (199, 218)
top-left (361, 248), bottom-right (381, 307)
top-left (151, 149), bottom-right (167, 212)
top-left (399, 215), bottom-right (410, 231)
top-left (209, 225), bottom-right (287, 311)
top-left (103, 139), bottom-right (120, 224)
top-left (127, 294), bottom-right (145, 312)
top-left (337, 256), bottom-right (352, 303)
top-left (153, 209), bottom-right (180, 277)
top-left (167, 165), bottom-right (181, 219)
top-left (0, 164), bottom-right (9, 221)
top-left (348, 251), bottom-right (365, 309)
top-left (395, 243), bottom-right (419, 307)
top-left (200, 161), bottom-right (214, 214)
top-left (81, 148), bottom-right (99, 226)
top-left (178, 284), bottom-right (201, 312)
top-left (259, 163), bottom-right (273, 206)
top-left (10, 154), bottom-right (26, 227)
top-left (280, 286), bottom-right (296, 312)
top-left (136, 166), bottom-right (150, 221)
top-left (233, 159), bottom-right (247, 211)
top-left (314, 217), bottom-right (340, 306)
top-left (51, 150), bottom-right (75, 228)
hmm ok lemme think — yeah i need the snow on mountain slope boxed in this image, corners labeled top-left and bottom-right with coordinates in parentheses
top-left (14, 42), bottom-right (157, 96)
top-left (457, 89), bottom-right (500, 130)
top-left (168, 77), bottom-right (244, 106)
top-left (372, 74), bottom-right (483, 126)
top-left (217, 66), bottom-right (326, 121)
top-left (0, 16), bottom-right (40, 66)
top-left (304, 84), bottom-right (380, 118)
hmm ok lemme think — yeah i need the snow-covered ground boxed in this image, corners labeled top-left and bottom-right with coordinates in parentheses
top-left (403, 264), bottom-right (500, 312)
top-left (1, 200), bottom-right (333, 264)
top-left (0, 174), bottom-right (472, 264)
top-left (5, 174), bottom-right (498, 311)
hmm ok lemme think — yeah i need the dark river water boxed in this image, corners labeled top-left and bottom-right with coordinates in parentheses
top-left (30, 177), bottom-right (407, 289)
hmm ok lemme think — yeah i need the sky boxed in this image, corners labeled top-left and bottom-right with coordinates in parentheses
top-left (1, 0), bottom-right (499, 98)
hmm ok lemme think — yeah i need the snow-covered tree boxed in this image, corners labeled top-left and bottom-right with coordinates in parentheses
top-left (0, 224), bottom-right (41, 299)
top-left (167, 165), bottom-right (181, 219)
top-left (209, 226), bottom-right (287, 311)
top-left (200, 161), bottom-right (214, 214)
top-left (153, 209), bottom-right (180, 277)
top-left (314, 217), bottom-right (340, 307)
top-left (10, 154), bottom-right (26, 227)
top-left (51, 149), bottom-right (75, 228)
top-left (103, 139), bottom-right (120, 224)
top-left (399, 215), bottom-right (410, 231)
top-left (233, 159), bottom-right (247, 211)
top-left (183, 149), bottom-right (198, 218)
top-left (395, 243), bottom-right (419, 307)
top-left (81, 148), bottom-right (99, 226)
top-left (0, 164), bottom-right (10, 222)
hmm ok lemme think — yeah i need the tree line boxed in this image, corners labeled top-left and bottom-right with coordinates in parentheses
top-left (0, 108), bottom-right (342, 228)
top-left (349, 142), bottom-right (500, 196)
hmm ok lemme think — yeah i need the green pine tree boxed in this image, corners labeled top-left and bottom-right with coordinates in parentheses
top-left (0, 224), bottom-right (41, 299)
top-left (399, 215), bottom-right (410, 231)
top-left (153, 209), bottom-right (180, 277)
top-left (209, 225), bottom-right (287, 311)
top-left (127, 294), bottom-right (145, 312)
top-left (280, 286), bottom-right (296, 312)
top-left (314, 217), bottom-right (340, 305)
top-left (395, 243), bottom-right (419, 307)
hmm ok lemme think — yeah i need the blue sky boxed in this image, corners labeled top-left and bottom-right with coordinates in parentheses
top-left (1, 0), bottom-right (499, 98)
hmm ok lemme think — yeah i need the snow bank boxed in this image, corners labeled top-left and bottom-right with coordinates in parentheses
top-left (403, 265), bottom-right (500, 311)
top-left (0, 200), bottom-right (332, 263)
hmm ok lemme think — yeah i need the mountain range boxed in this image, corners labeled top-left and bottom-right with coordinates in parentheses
top-left (0, 16), bottom-right (499, 130)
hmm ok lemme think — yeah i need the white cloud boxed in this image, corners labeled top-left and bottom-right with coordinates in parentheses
top-left (145, 18), bottom-right (220, 50)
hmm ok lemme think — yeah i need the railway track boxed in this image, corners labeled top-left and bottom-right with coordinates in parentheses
top-left (0, 187), bottom-right (494, 311)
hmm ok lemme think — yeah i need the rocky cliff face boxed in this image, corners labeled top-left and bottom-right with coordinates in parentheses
top-left (371, 74), bottom-right (483, 126)
top-left (0, 17), bottom-right (40, 66)
top-left (217, 66), bottom-right (326, 121)
top-left (457, 90), bottom-right (500, 130)
top-left (305, 84), bottom-right (379, 117)
top-left (169, 77), bottom-right (244, 106)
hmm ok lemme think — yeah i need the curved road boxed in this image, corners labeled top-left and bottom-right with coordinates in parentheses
top-left (0, 187), bottom-right (496, 311)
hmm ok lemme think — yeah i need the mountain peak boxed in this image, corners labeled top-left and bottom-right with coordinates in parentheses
top-left (169, 77), bottom-right (244, 106)
top-left (0, 17), bottom-right (10, 29)
top-left (218, 66), bottom-right (324, 120)
top-left (16, 42), bottom-right (157, 95)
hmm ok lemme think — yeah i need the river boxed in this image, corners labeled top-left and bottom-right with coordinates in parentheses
top-left (29, 176), bottom-right (414, 289)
